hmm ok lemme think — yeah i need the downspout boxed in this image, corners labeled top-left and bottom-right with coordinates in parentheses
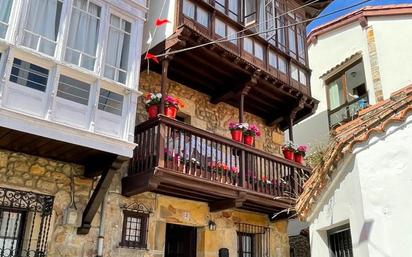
top-left (96, 192), bottom-right (108, 257)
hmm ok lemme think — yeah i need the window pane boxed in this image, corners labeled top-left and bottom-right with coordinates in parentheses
top-left (0, 0), bottom-right (13, 38)
top-left (227, 25), bottom-right (237, 45)
top-left (105, 14), bottom-right (130, 84)
top-left (328, 78), bottom-right (345, 110)
top-left (243, 37), bottom-right (253, 54)
top-left (299, 70), bottom-right (306, 85)
top-left (196, 7), bottom-right (208, 27)
top-left (98, 88), bottom-right (123, 115)
top-left (288, 26), bottom-right (296, 58)
top-left (23, 0), bottom-right (62, 56)
top-left (215, 18), bottom-right (225, 37)
top-left (244, 0), bottom-right (256, 25)
top-left (254, 42), bottom-right (263, 60)
top-left (291, 64), bottom-right (298, 81)
top-left (268, 50), bottom-right (277, 68)
top-left (65, 0), bottom-right (101, 70)
top-left (183, 0), bottom-right (195, 19)
top-left (9, 58), bottom-right (49, 92)
top-left (57, 75), bottom-right (90, 105)
top-left (215, 0), bottom-right (225, 13)
top-left (228, 0), bottom-right (238, 20)
top-left (278, 56), bottom-right (286, 74)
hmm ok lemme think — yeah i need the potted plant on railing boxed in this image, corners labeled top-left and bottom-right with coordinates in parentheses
top-left (228, 166), bottom-right (239, 185)
top-left (145, 92), bottom-right (162, 119)
top-left (228, 122), bottom-right (248, 142)
top-left (243, 124), bottom-right (261, 146)
top-left (294, 145), bottom-right (308, 165)
top-left (164, 95), bottom-right (184, 119)
top-left (281, 141), bottom-right (296, 161)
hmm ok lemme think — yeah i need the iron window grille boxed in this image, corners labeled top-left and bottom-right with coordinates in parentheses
top-left (120, 203), bottom-right (151, 249)
top-left (328, 224), bottom-right (354, 257)
top-left (236, 223), bottom-right (270, 257)
top-left (0, 187), bottom-right (54, 257)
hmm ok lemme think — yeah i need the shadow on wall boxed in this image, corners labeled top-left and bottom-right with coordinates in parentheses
top-left (285, 110), bottom-right (330, 148)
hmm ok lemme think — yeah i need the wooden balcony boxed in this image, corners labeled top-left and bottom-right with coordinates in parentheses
top-left (147, 0), bottom-right (318, 129)
top-left (122, 116), bottom-right (311, 216)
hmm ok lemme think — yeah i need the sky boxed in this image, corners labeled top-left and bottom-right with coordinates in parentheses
top-left (307, 0), bottom-right (412, 33)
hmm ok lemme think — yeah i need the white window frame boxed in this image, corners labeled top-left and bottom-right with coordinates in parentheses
top-left (51, 66), bottom-right (96, 129)
top-left (103, 12), bottom-right (132, 84)
top-left (94, 81), bottom-right (128, 138)
top-left (64, 0), bottom-right (103, 72)
top-left (19, 0), bottom-right (64, 57)
top-left (2, 49), bottom-right (55, 118)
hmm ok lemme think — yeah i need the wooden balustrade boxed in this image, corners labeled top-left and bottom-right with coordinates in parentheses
top-left (129, 116), bottom-right (310, 199)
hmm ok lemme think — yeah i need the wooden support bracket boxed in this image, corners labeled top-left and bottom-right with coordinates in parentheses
top-left (77, 156), bottom-right (128, 235)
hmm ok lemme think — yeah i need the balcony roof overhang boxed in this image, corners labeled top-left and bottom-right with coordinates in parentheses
top-left (0, 126), bottom-right (117, 177)
top-left (143, 25), bottom-right (319, 130)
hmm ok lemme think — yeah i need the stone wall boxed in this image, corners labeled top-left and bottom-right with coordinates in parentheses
top-left (138, 71), bottom-right (284, 155)
top-left (0, 148), bottom-right (290, 257)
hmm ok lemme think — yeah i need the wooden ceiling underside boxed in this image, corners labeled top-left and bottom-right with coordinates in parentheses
top-left (0, 126), bottom-right (116, 176)
top-left (144, 26), bottom-right (318, 130)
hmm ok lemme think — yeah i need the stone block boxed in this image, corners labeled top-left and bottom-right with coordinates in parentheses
top-left (14, 161), bottom-right (29, 173)
top-left (0, 152), bottom-right (9, 168)
top-left (30, 164), bottom-right (46, 175)
top-left (37, 179), bottom-right (57, 194)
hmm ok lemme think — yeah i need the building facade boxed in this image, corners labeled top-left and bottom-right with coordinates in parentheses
top-left (290, 3), bottom-right (412, 147)
top-left (0, 0), bottom-right (147, 256)
top-left (297, 85), bottom-right (412, 257)
top-left (0, 0), bottom-right (318, 257)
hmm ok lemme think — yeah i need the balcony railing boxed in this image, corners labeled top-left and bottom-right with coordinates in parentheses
top-left (329, 94), bottom-right (369, 128)
top-left (128, 116), bottom-right (310, 199)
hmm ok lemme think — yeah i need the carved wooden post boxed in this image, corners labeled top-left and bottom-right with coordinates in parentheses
top-left (239, 72), bottom-right (258, 188)
top-left (287, 96), bottom-right (307, 142)
top-left (157, 119), bottom-right (166, 168)
top-left (160, 56), bottom-right (171, 114)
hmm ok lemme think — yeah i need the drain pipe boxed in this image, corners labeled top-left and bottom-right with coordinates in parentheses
top-left (96, 192), bottom-right (108, 257)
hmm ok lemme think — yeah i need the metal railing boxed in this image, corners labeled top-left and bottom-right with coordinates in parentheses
top-left (329, 94), bottom-right (369, 128)
top-left (0, 187), bottom-right (54, 257)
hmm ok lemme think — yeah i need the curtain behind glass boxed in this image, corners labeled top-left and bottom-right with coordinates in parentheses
top-left (0, 0), bottom-right (13, 38)
top-left (228, 0), bottom-right (238, 20)
top-left (328, 79), bottom-right (344, 110)
top-left (23, 0), bottom-right (62, 55)
top-left (105, 15), bottom-right (130, 84)
top-left (66, 0), bottom-right (100, 70)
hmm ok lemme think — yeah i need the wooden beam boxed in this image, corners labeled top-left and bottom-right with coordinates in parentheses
top-left (84, 154), bottom-right (117, 178)
top-left (172, 57), bottom-right (226, 86)
top-left (77, 156), bottom-right (127, 235)
top-left (209, 192), bottom-right (247, 212)
top-left (121, 172), bottom-right (159, 197)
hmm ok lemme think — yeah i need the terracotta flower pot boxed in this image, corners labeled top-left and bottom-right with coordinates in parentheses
top-left (231, 130), bottom-right (243, 142)
top-left (147, 105), bottom-right (159, 119)
top-left (164, 106), bottom-right (178, 119)
top-left (244, 135), bottom-right (254, 146)
top-left (294, 154), bottom-right (303, 164)
top-left (282, 149), bottom-right (294, 161)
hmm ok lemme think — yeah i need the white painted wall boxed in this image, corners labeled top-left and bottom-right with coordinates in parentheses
top-left (369, 15), bottom-right (412, 99)
top-left (308, 114), bottom-right (412, 257)
top-left (142, 0), bottom-right (177, 53)
top-left (292, 14), bottom-right (412, 148)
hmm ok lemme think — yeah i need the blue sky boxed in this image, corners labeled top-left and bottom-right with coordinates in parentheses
top-left (307, 0), bottom-right (412, 33)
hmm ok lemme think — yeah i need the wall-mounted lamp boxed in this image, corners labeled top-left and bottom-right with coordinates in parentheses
top-left (208, 220), bottom-right (216, 231)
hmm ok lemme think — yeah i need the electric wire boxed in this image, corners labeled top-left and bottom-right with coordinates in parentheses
top-left (154, 0), bottom-right (372, 58)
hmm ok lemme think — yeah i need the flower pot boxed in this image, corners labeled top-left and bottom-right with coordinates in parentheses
top-left (282, 149), bottom-right (294, 161)
top-left (147, 105), bottom-right (159, 119)
top-left (244, 135), bottom-right (254, 146)
top-left (231, 130), bottom-right (243, 142)
top-left (164, 106), bottom-right (178, 119)
top-left (294, 154), bottom-right (304, 164)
